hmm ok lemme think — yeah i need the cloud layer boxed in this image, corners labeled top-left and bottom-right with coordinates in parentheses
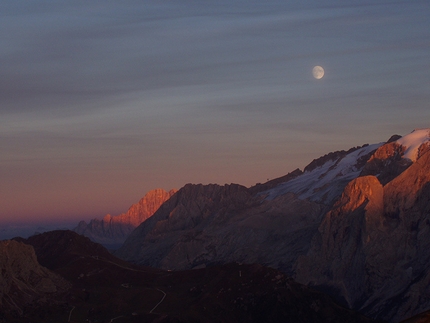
top-left (1, 0), bottom-right (429, 223)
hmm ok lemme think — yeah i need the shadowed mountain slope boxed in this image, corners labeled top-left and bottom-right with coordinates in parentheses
top-left (2, 230), bottom-right (379, 323)
top-left (116, 183), bottom-right (324, 274)
top-left (0, 239), bottom-right (70, 322)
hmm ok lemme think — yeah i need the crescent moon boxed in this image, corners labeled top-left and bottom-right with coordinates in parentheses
top-left (312, 66), bottom-right (324, 79)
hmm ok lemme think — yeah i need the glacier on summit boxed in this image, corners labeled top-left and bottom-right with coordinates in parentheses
top-left (396, 128), bottom-right (430, 161)
top-left (262, 143), bottom-right (383, 205)
top-left (261, 128), bottom-right (430, 206)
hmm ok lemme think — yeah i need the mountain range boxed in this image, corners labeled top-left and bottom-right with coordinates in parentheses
top-left (2, 128), bottom-right (430, 322)
top-left (112, 128), bottom-right (430, 322)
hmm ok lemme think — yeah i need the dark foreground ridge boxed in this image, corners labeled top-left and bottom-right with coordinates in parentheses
top-left (1, 230), bottom-right (379, 323)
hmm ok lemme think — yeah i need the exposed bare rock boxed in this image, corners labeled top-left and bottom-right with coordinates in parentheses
top-left (360, 141), bottom-right (411, 185)
top-left (0, 240), bottom-right (70, 315)
top-left (303, 146), bottom-right (364, 173)
top-left (116, 183), bottom-right (256, 268)
top-left (386, 134), bottom-right (402, 143)
top-left (295, 176), bottom-right (384, 307)
top-left (295, 149), bottom-right (430, 322)
top-left (116, 183), bottom-right (324, 274)
top-left (74, 188), bottom-right (176, 247)
top-left (249, 168), bottom-right (303, 194)
top-left (384, 149), bottom-right (430, 217)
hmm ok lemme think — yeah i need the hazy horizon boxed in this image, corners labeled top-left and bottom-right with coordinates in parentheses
top-left (1, 1), bottom-right (429, 231)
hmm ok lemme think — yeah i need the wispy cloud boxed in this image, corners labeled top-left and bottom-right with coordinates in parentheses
top-left (1, 0), bottom-right (429, 223)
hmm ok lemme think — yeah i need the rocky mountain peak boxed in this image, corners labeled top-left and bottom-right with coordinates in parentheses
top-left (359, 141), bottom-right (410, 185)
top-left (359, 128), bottom-right (430, 185)
top-left (386, 134), bottom-right (402, 143)
top-left (74, 188), bottom-right (176, 248)
top-left (303, 146), bottom-right (365, 173)
top-left (334, 175), bottom-right (383, 216)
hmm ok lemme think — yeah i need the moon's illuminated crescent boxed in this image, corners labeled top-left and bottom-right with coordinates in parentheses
top-left (312, 66), bottom-right (324, 79)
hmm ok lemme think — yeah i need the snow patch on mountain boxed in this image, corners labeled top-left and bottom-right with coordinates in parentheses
top-left (263, 143), bottom-right (383, 204)
top-left (397, 128), bottom-right (430, 162)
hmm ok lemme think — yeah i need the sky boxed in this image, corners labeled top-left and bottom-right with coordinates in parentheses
top-left (1, 0), bottom-right (429, 234)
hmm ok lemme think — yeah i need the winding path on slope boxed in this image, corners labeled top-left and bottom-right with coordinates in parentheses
top-left (68, 256), bottom-right (168, 322)
top-left (96, 256), bottom-right (167, 316)
top-left (149, 289), bottom-right (167, 314)
top-left (68, 306), bottom-right (75, 322)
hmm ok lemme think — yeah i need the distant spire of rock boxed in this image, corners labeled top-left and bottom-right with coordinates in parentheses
top-left (74, 188), bottom-right (176, 248)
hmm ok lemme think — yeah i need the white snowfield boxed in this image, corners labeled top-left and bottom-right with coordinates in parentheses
top-left (396, 128), bottom-right (430, 162)
top-left (263, 143), bottom-right (383, 205)
top-left (263, 128), bottom-right (430, 205)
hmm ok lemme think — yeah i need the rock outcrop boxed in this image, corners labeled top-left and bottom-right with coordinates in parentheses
top-left (0, 240), bottom-right (70, 315)
top-left (74, 188), bottom-right (176, 248)
top-left (116, 183), bottom-right (324, 274)
top-left (294, 176), bottom-right (384, 307)
top-left (295, 148), bottom-right (430, 322)
top-left (359, 141), bottom-right (411, 185)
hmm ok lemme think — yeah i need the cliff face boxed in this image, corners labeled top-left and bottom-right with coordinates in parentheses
top-left (74, 188), bottom-right (176, 247)
top-left (294, 176), bottom-right (384, 308)
top-left (359, 141), bottom-right (411, 184)
top-left (0, 240), bottom-right (70, 314)
top-left (295, 149), bottom-right (430, 322)
top-left (116, 183), bottom-right (324, 274)
top-left (116, 183), bottom-right (256, 268)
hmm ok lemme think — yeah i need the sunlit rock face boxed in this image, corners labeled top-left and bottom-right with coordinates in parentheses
top-left (359, 141), bottom-right (410, 185)
top-left (74, 188), bottom-right (176, 248)
top-left (295, 149), bottom-right (430, 322)
top-left (295, 176), bottom-right (384, 308)
top-left (0, 240), bottom-right (70, 313)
